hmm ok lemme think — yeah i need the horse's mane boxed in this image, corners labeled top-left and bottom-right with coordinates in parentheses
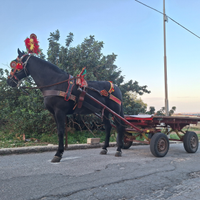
top-left (33, 56), bottom-right (67, 75)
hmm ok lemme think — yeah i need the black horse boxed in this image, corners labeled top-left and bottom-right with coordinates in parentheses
top-left (7, 49), bottom-right (125, 162)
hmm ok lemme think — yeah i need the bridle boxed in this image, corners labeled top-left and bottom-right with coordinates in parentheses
top-left (8, 54), bottom-right (32, 86)
top-left (17, 54), bottom-right (32, 76)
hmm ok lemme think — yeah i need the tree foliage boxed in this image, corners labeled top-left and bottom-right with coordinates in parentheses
top-left (156, 106), bottom-right (176, 116)
top-left (47, 30), bottom-right (150, 114)
top-left (0, 63), bottom-right (56, 137)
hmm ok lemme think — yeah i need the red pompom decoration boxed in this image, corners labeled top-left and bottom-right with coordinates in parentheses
top-left (16, 63), bottom-right (23, 70)
top-left (24, 34), bottom-right (40, 54)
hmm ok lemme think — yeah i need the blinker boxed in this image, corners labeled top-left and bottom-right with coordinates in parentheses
top-left (10, 60), bottom-right (17, 68)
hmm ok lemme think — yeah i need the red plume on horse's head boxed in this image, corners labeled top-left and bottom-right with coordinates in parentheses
top-left (24, 34), bottom-right (40, 55)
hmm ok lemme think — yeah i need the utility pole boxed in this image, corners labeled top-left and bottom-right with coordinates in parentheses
top-left (163, 0), bottom-right (169, 116)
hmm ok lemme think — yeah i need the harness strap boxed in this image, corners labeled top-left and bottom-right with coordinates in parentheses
top-left (42, 90), bottom-right (76, 102)
top-left (65, 75), bottom-right (75, 101)
top-left (41, 75), bottom-right (76, 102)
top-left (108, 81), bottom-right (115, 93)
top-left (77, 90), bottom-right (86, 109)
top-left (99, 81), bottom-right (121, 106)
top-left (109, 94), bottom-right (121, 106)
top-left (42, 88), bottom-right (121, 106)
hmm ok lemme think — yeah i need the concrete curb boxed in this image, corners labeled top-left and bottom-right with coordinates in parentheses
top-left (0, 141), bottom-right (180, 156)
top-left (0, 142), bottom-right (114, 155)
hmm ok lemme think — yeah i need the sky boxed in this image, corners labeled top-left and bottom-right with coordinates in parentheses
top-left (0, 0), bottom-right (200, 113)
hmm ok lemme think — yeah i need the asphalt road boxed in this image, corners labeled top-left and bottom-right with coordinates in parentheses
top-left (1, 143), bottom-right (200, 200)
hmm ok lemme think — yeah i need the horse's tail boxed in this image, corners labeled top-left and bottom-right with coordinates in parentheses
top-left (120, 102), bottom-right (124, 118)
top-left (119, 103), bottom-right (125, 132)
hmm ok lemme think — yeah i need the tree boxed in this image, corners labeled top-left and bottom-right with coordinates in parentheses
top-left (47, 30), bottom-right (60, 65)
top-left (47, 30), bottom-right (151, 114)
top-left (156, 106), bottom-right (176, 116)
top-left (146, 106), bottom-right (156, 115)
top-left (169, 106), bottom-right (176, 116)
top-left (0, 55), bottom-right (56, 137)
top-left (123, 92), bottom-right (147, 115)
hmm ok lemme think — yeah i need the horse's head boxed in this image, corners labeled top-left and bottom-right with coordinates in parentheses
top-left (7, 49), bottom-right (31, 87)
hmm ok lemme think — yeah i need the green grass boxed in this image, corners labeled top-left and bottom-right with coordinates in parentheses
top-left (183, 126), bottom-right (200, 132)
top-left (169, 134), bottom-right (182, 140)
top-left (0, 129), bottom-right (117, 148)
top-left (170, 133), bottom-right (200, 140)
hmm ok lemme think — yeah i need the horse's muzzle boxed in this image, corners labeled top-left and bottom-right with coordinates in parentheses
top-left (7, 78), bottom-right (18, 87)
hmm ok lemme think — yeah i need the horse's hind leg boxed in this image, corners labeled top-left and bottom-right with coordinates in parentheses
top-left (51, 109), bottom-right (66, 163)
top-left (114, 117), bottom-right (124, 157)
top-left (100, 111), bottom-right (111, 155)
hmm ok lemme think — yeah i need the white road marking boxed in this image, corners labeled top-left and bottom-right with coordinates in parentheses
top-left (48, 156), bottom-right (80, 163)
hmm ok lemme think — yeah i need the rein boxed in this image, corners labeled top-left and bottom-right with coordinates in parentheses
top-left (20, 76), bottom-right (101, 95)
top-left (20, 76), bottom-right (79, 90)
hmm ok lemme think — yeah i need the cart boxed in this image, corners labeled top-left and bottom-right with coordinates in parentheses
top-left (79, 89), bottom-right (200, 157)
top-left (123, 115), bottom-right (200, 157)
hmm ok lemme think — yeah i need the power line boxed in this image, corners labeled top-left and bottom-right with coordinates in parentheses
top-left (135, 0), bottom-right (200, 39)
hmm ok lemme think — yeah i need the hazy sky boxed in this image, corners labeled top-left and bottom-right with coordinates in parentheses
top-left (1, 0), bottom-right (200, 113)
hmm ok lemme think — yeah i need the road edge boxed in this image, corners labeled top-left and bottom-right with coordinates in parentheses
top-left (0, 142), bottom-right (148, 155)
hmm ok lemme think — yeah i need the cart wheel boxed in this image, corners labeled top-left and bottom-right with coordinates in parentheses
top-left (122, 133), bottom-right (133, 149)
top-left (183, 131), bottom-right (199, 153)
top-left (150, 132), bottom-right (169, 157)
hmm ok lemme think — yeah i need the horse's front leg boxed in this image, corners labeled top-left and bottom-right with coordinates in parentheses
top-left (51, 110), bottom-right (66, 163)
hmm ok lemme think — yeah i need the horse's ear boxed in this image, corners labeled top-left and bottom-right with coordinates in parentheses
top-left (17, 48), bottom-right (22, 57)
top-left (17, 48), bottom-right (24, 57)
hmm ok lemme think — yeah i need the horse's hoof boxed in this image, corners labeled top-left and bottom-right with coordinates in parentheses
top-left (100, 149), bottom-right (108, 155)
top-left (51, 156), bottom-right (61, 163)
top-left (115, 151), bottom-right (122, 157)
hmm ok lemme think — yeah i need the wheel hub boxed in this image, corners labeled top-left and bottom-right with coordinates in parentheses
top-left (157, 138), bottom-right (167, 152)
top-left (190, 136), bottom-right (197, 148)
